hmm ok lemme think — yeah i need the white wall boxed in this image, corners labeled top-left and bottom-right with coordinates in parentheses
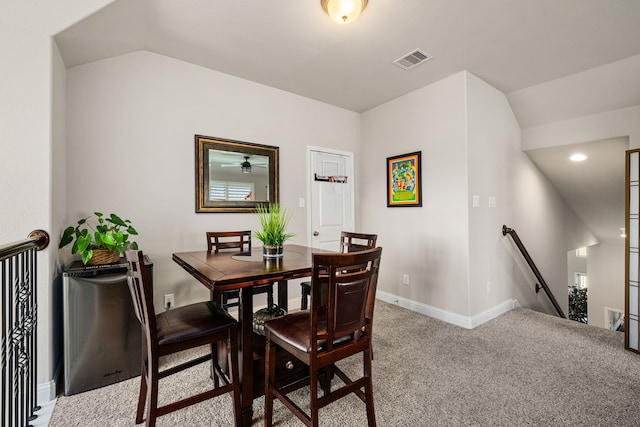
top-left (587, 242), bottom-right (625, 328)
top-left (360, 72), bottom-right (470, 315)
top-left (361, 71), bottom-right (596, 322)
top-left (466, 73), bottom-right (522, 316)
top-left (508, 150), bottom-right (596, 316)
top-left (567, 248), bottom-right (587, 289)
top-left (65, 50), bottom-right (361, 310)
top-left (0, 0), bottom-right (115, 394)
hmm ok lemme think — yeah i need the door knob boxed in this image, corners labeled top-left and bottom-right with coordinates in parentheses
top-left (313, 231), bottom-right (319, 236)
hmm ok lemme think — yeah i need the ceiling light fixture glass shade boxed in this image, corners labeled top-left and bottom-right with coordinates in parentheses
top-left (241, 160), bottom-right (252, 173)
top-left (321, 0), bottom-right (368, 24)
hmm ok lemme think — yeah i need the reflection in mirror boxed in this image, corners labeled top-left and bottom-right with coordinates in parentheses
top-left (196, 135), bottom-right (279, 213)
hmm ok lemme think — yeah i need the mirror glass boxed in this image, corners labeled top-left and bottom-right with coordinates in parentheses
top-left (195, 135), bottom-right (279, 213)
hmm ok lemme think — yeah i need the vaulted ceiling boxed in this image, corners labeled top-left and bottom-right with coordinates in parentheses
top-left (54, 0), bottom-right (640, 244)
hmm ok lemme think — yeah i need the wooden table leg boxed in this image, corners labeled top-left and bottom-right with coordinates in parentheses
top-left (277, 280), bottom-right (288, 311)
top-left (238, 286), bottom-right (254, 427)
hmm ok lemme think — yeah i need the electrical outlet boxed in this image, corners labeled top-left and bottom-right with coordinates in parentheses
top-left (402, 274), bottom-right (410, 285)
top-left (164, 294), bottom-right (174, 310)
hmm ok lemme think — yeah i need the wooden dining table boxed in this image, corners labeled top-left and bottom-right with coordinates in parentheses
top-left (172, 244), bottom-right (332, 426)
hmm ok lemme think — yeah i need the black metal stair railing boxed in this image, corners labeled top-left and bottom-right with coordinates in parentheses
top-left (502, 225), bottom-right (566, 318)
top-left (1, 230), bottom-right (49, 427)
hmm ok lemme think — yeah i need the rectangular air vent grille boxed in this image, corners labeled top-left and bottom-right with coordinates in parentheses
top-left (393, 49), bottom-right (433, 70)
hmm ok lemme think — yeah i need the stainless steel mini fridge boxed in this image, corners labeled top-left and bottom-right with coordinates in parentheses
top-left (62, 256), bottom-right (152, 395)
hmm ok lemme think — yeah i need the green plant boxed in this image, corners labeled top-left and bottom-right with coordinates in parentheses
top-left (59, 211), bottom-right (138, 264)
top-left (568, 285), bottom-right (588, 324)
top-left (253, 203), bottom-right (294, 247)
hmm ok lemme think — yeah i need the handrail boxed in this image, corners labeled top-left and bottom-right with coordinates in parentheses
top-left (0, 229), bottom-right (50, 261)
top-left (1, 229), bottom-right (49, 427)
top-left (502, 225), bottom-right (566, 318)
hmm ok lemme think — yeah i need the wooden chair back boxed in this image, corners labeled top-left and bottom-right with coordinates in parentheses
top-left (339, 231), bottom-right (378, 254)
top-left (311, 247), bottom-right (382, 356)
top-left (206, 231), bottom-right (251, 254)
top-left (126, 250), bottom-right (157, 354)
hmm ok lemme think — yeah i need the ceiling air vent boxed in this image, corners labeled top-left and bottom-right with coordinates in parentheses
top-left (393, 49), bottom-right (433, 70)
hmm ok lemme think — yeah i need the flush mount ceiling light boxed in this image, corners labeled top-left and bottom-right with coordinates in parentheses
top-left (321, 0), bottom-right (368, 24)
top-left (570, 153), bottom-right (587, 162)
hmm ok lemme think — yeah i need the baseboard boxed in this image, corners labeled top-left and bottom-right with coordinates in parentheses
top-left (38, 379), bottom-right (56, 404)
top-left (37, 359), bottom-right (62, 404)
top-left (376, 290), bottom-right (517, 329)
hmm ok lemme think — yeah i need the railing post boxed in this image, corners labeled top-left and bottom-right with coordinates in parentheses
top-left (1, 230), bottom-right (49, 427)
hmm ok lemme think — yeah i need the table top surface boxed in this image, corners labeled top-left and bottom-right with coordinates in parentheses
top-left (172, 244), bottom-right (333, 291)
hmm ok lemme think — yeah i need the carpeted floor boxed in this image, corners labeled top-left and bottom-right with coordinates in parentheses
top-left (49, 301), bottom-right (640, 426)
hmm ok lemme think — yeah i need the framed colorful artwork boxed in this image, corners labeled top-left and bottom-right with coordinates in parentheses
top-left (386, 151), bottom-right (422, 207)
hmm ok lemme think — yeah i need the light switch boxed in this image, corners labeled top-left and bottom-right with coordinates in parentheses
top-left (472, 195), bottom-right (480, 208)
top-left (299, 197), bottom-right (305, 208)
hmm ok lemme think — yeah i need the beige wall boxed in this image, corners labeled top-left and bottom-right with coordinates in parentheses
top-left (360, 71), bottom-right (596, 322)
top-left (587, 243), bottom-right (625, 328)
top-left (360, 72), bottom-right (470, 315)
top-left (65, 50), bottom-right (361, 311)
top-left (0, 0), bottom-right (115, 395)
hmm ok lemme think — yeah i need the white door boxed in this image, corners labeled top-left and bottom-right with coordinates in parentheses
top-left (308, 148), bottom-right (354, 250)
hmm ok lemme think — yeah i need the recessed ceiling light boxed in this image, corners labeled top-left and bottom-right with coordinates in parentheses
top-left (570, 153), bottom-right (587, 162)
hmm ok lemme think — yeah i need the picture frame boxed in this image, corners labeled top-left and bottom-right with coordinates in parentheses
top-left (195, 135), bottom-right (279, 213)
top-left (386, 151), bottom-right (422, 207)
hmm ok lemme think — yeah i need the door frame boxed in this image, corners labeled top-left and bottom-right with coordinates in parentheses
top-left (306, 145), bottom-right (355, 247)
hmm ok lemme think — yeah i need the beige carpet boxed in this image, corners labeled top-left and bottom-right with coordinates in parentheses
top-left (49, 301), bottom-right (640, 426)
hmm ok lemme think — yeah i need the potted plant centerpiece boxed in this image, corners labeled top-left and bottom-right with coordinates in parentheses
top-left (59, 211), bottom-right (138, 265)
top-left (254, 203), bottom-right (294, 260)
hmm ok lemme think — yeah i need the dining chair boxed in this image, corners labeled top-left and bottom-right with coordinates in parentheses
top-left (264, 247), bottom-right (383, 427)
top-left (125, 249), bottom-right (241, 427)
top-left (206, 231), bottom-right (275, 310)
top-left (299, 231), bottom-right (378, 310)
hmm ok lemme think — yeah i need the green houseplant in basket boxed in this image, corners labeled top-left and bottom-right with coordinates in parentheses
top-left (59, 211), bottom-right (138, 265)
top-left (254, 203), bottom-right (294, 260)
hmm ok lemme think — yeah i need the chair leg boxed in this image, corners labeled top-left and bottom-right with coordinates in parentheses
top-left (309, 367), bottom-right (320, 427)
top-left (145, 357), bottom-right (160, 427)
top-left (319, 366), bottom-right (332, 396)
top-left (264, 337), bottom-right (276, 427)
top-left (363, 348), bottom-right (377, 427)
top-left (227, 329), bottom-right (242, 427)
top-left (211, 342), bottom-right (220, 388)
top-left (135, 366), bottom-right (148, 424)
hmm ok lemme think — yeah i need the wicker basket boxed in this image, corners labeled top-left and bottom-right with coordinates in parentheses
top-left (252, 305), bottom-right (287, 336)
top-left (88, 249), bottom-right (120, 265)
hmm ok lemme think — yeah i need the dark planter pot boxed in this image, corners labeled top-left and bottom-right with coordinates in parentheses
top-left (262, 245), bottom-right (284, 260)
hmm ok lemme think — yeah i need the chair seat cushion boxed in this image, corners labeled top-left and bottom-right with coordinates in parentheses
top-left (265, 311), bottom-right (311, 352)
top-left (265, 311), bottom-right (352, 354)
top-left (156, 301), bottom-right (236, 346)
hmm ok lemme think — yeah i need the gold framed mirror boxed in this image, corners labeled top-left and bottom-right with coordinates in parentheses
top-left (195, 135), bottom-right (279, 213)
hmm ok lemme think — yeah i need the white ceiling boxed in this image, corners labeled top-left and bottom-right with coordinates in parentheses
top-left (55, 0), bottom-right (640, 116)
top-left (54, 0), bottom-right (640, 245)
